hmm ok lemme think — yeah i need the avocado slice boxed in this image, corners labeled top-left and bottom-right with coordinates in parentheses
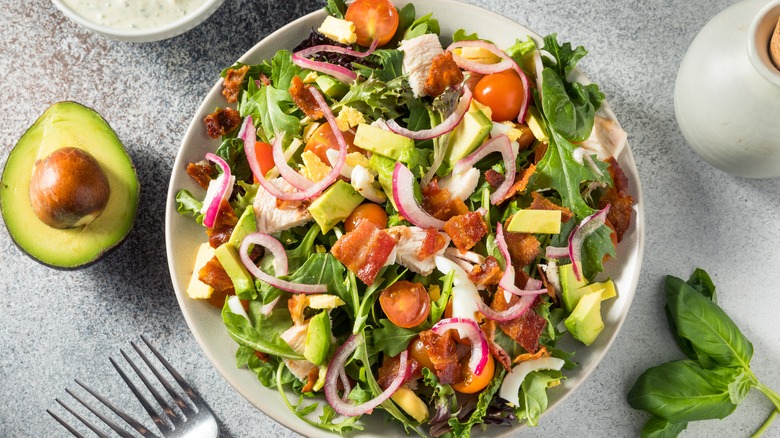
top-left (444, 102), bottom-right (493, 168)
top-left (0, 101), bottom-right (139, 269)
top-left (564, 290), bottom-right (605, 346)
top-left (304, 310), bottom-right (331, 366)
top-left (560, 263), bottom-right (588, 312)
top-left (353, 123), bottom-right (415, 163)
top-left (227, 206), bottom-right (257, 250)
top-left (214, 243), bottom-right (257, 299)
top-left (307, 180), bottom-right (363, 233)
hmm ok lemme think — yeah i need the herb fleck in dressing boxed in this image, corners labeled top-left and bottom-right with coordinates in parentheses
top-left (62, 0), bottom-right (207, 30)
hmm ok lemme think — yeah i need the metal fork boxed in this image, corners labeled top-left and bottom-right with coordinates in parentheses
top-left (48, 335), bottom-right (219, 438)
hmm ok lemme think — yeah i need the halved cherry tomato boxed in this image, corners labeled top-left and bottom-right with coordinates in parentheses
top-left (345, 0), bottom-right (399, 48)
top-left (345, 203), bottom-right (388, 232)
top-left (473, 69), bottom-right (526, 122)
top-left (379, 281), bottom-right (431, 328)
top-left (251, 141), bottom-right (275, 183)
top-left (304, 123), bottom-right (361, 164)
top-left (408, 337), bottom-right (435, 370)
top-left (452, 353), bottom-right (495, 394)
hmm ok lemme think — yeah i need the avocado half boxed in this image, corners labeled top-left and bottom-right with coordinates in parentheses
top-left (0, 101), bottom-right (139, 269)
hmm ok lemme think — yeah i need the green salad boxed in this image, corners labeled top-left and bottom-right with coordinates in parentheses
top-left (176, 0), bottom-right (634, 435)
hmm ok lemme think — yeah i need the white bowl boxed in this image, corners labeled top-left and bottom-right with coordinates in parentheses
top-left (51, 0), bottom-right (226, 42)
top-left (165, 1), bottom-right (645, 435)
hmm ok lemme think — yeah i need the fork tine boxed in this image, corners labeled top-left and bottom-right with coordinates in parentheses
top-left (75, 379), bottom-right (161, 438)
top-left (65, 387), bottom-right (136, 438)
top-left (54, 398), bottom-right (112, 438)
top-left (110, 355), bottom-right (172, 433)
top-left (140, 335), bottom-right (203, 407)
top-left (119, 348), bottom-right (181, 423)
top-left (47, 409), bottom-right (88, 438)
top-left (131, 340), bottom-right (193, 415)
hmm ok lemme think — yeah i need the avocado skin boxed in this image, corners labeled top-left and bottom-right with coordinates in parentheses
top-left (0, 101), bottom-right (140, 270)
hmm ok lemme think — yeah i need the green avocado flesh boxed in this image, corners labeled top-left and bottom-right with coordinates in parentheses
top-left (0, 101), bottom-right (139, 269)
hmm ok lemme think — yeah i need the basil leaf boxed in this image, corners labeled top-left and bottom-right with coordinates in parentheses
top-left (627, 360), bottom-right (739, 423)
top-left (641, 416), bottom-right (688, 438)
top-left (686, 268), bottom-right (717, 301)
top-left (727, 370), bottom-right (753, 405)
top-left (665, 275), bottom-right (754, 368)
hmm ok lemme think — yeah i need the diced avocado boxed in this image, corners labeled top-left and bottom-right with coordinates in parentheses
top-left (575, 279), bottom-right (617, 302)
top-left (187, 242), bottom-right (215, 300)
top-left (214, 244), bottom-right (256, 299)
top-left (308, 180), bottom-right (364, 233)
top-left (307, 294), bottom-right (345, 309)
top-left (564, 291), bottom-right (604, 346)
top-left (369, 154), bottom-right (395, 201)
top-left (507, 209), bottom-right (562, 234)
top-left (227, 206), bottom-right (257, 249)
top-left (304, 311), bottom-right (331, 366)
top-left (391, 386), bottom-right (429, 423)
top-left (560, 263), bottom-right (588, 312)
top-left (315, 75), bottom-right (348, 99)
top-left (353, 123), bottom-right (415, 162)
top-left (444, 102), bottom-right (492, 168)
top-left (526, 106), bottom-right (548, 142)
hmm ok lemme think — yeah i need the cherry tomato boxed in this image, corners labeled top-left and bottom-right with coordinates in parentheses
top-left (452, 353), bottom-right (495, 394)
top-left (251, 141), bottom-right (274, 183)
top-left (345, 203), bottom-right (388, 232)
top-left (345, 0), bottom-right (399, 48)
top-left (379, 281), bottom-right (431, 328)
top-left (304, 123), bottom-right (360, 164)
top-left (473, 69), bottom-right (526, 122)
top-left (408, 337), bottom-right (435, 370)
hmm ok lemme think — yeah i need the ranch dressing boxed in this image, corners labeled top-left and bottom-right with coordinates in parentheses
top-left (62, 0), bottom-right (208, 30)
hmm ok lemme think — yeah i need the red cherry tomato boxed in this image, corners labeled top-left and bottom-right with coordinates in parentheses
top-left (344, 203), bottom-right (388, 232)
top-left (452, 353), bottom-right (495, 394)
top-left (303, 123), bottom-right (361, 164)
top-left (345, 0), bottom-right (400, 47)
top-left (473, 69), bottom-right (526, 122)
top-left (379, 281), bottom-right (431, 328)
top-left (251, 141), bottom-right (274, 183)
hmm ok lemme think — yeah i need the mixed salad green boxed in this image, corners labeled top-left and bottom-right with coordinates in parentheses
top-left (176, 0), bottom-right (633, 435)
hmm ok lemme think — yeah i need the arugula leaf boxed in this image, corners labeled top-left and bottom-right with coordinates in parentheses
top-left (236, 345), bottom-right (295, 388)
top-left (270, 49), bottom-right (301, 90)
top-left (372, 319), bottom-right (418, 357)
top-left (515, 370), bottom-right (561, 427)
top-left (403, 13), bottom-right (440, 40)
top-left (286, 224), bottom-right (322, 272)
top-left (452, 29), bottom-right (479, 42)
top-left (640, 416), bottom-right (688, 438)
top-left (221, 301), bottom-right (302, 359)
top-left (287, 253), bottom-right (350, 311)
top-left (448, 369), bottom-right (506, 436)
top-left (324, 0), bottom-right (347, 19)
top-left (215, 137), bottom-right (251, 182)
top-left (175, 190), bottom-right (203, 224)
top-left (581, 223), bottom-right (616, 281)
top-left (541, 33), bottom-right (588, 81)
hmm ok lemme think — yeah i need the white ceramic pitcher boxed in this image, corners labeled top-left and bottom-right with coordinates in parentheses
top-left (675, 0), bottom-right (780, 178)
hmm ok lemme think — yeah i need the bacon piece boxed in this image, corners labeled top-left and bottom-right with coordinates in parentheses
top-left (491, 291), bottom-right (547, 353)
top-left (419, 329), bottom-right (462, 385)
top-left (186, 161), bottom-right (216, 190)
top-left (513, 346), bottom-right (550, 364)
top-left (468, 256), bottom-right (503, 287)
top-left (207, 199), bottom-right (238, 248)
top-left (534, 142), bottom-right (548, 164)
top-left (537, 264), bottom-right (558, 304)
top-left (301, 365), bottom-right (321, 393)
top-left (377, 353), bottom-right (422, 390)
top-left (529, 192), bottom-right (574, 223)
top-left (289, 75), bottom-right (324, 120)
top-left (288, 294), bottom-right (308, 326)
top-left (599, 157), bottom-right (633, 242)
top-left (424, 52), bottom-right (464, 97)
top-left (331, 220), bottom-right (397, 285)
top-left (484, 169), bottom-right (505, 189)
top-left (444, 212), bottom-right (488, 251)
top-left (483, 320), bottom-right (513, 372)
top-left (198, 256), bottom-right (234, 293)
top-left (254, 351), bottom-right (271, 362)
top-left (418, 227), bottom-right (447, 260)
top-left (421, 179), bottom-right (469, 222)
top-left (222, 65), bottom-right (250, 103)
top-left (498, 163), bottom-right (536, 203)
top-left (204, 107), bottom-right (241, 139)
top-left (504, 231), bottom-right (540, 272)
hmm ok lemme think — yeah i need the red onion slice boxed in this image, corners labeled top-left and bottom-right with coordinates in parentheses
top-left (385, 87), bottom-right (473, 140)
top-left (239, 232), bottom-right (328, 294)
top-left (324, 333), bottom-right (409, 416)
top-left (431, 317), bottom-right (489, 376)
top-left (453, 134), bottom-right (517, 205)
top-left (294, 38), bottom-right (378, 59)
top-left (254, 87), bottom-right (347, 201)
top-left (272, 134), bottom-right (313, 190)
top-left (240, 116), bottom-right (264, 182)
top-left (446, 40), bottom-right (532, 123)
top-left (477, 293), bottom-right (535, 322)
top-left (202, 153), bottom-right (233, 229)
top-left (392, 162), bottom-right (446, 229)
top-left (568, 204), bottom-right (611, 281)
top-left (291, 54), bottom-right (357, 84)
top-left (495, 223), bottom-right (549, 297)
top-left (545, 246), bottom-right (570, 259)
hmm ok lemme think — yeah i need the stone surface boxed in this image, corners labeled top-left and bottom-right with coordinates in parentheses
top-left (1, 0), bottom-right (779, 437)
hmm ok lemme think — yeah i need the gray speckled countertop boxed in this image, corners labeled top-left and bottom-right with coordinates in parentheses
top-left (1, 0), bottom-right (779, 437)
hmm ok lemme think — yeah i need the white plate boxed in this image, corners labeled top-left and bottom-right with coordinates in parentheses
top-left (165, 1), bottom-right (645, 436)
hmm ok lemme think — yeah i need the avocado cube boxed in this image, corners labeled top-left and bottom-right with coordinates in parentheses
top-left (564, 291), bottom-right (604, 346)
top-left (507, 209), bottom-right (562, 234)
top-left (315, 75), bottom-right (348, 99)
top-left (227, 206), bottom-right (257, 250)
top-left (444, 103), bottom-right (492, 168)
top-left (560, 263), bottom-right (589, 312)
top-left (575, 279), bottom-right (617, 302)
top-left (526, 106), bottom-right (549, 142)
top-left (308, 180), bottom-right (364, 233)
top-left (353, 123), bottom-right (415, 162)
top-left (304, 311), bottom-right (331, 366)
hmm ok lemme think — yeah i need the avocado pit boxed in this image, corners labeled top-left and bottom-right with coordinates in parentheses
top-left (29, 147), bottom-right (110, 229)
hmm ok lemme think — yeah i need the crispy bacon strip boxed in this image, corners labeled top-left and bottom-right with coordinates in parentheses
top-left (484, 169), bottom-right (505, 189)
top-left (529, 192), bottom-right (574, 223)
top-left (418, 227), bottom-right (447, 260)
top-left (301, 365), bottom-right (321, 393)
top-left (289, 75), bottom-right (324, 120)
top-left (222, 65), bottom-right (250, 103)
top-left (204, 107), bottom-right (241, 139)
top-left (207, 199), bottom-right (238, 248)
top-left (534, 142), bottom-right (548, 164)
top-left (198, 256), bottom-right (234, 294)
top-left (331, 221), bottom-right (397, 285)
top-left (491, 291), bottom-right (547, 353)
top-left (288, 294), bottom-right (308, 326)
top-left (504, 231), bottom-right (540, 272)
top-left (186, 161), bottom-right (216, 190)
top-left (377, 353), bottom-right (422, 390)
top-left (419, 329), bottom-right (462, 385)
top-left (499, 163), bottom-right (536, 203)
top-left (599, 157), bottom-right (634, 242)
top-left (422, 179), bottom-right (469, 221)
top-left (468, 255), bottom-right (503, 287)
top-left (513, 346), bottom-right (550, 364)
top-left (444, 211), bottom-right (488, 252)
top-left (424, 52), bottom-right (464, 97)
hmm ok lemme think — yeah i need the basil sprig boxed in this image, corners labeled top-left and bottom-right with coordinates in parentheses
top-left (628, 269), bottom-right (780, 437)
